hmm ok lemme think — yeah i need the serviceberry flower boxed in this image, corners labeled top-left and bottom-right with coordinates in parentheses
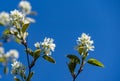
top-left (19, 1), bottom-right (32, 14)
top-left (5, 49), bottom-right (19, 60)
top-left (41, 37), bottom-right (56, 55)
top-left (10, 9), bottom-right (24, 22)
top-left (11, 60), bottom-right (25, 75)
top-left (0, 12), bottom-right (10, 26)
top-left (77, 33), bottom-right (94, 52)
top-left (34, 42), bottom-right (40, 48)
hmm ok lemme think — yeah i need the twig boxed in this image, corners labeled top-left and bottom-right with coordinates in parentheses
top-left (73, 58), bottom-right (85, 81)
top-left (22, 41), bottom-right (31, 81)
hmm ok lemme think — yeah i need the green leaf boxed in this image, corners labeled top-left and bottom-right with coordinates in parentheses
top-left (14, 77), bottom-right (20, 81)
top-left (4, 67), bottom-right (8, 74)
top-left (0, 57), bottom-right (6, 62)
top-left (43, 55), bottom-right (56, 63)
top-left (87, 58), bottom-right (104, 67)
top-left (27, 72), bottom-right (34, 81)
top-left (22, 23), bottom-right (29, 33)
top-left (67, 54), bottom-right (80, 75)
top-left (67, 62), bottom-right (77, 74)
top-left (33, 49), bottom-right (41, 59)
top-left (67, 54), bottom-right (80, 64)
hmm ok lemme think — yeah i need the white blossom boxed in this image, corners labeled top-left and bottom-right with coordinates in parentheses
top-left (0, 47), bottom-right (4, 54)
top-left (11, 61), bottom-right (21, 69)
top-left (25, 17), bottom-right (35, 23)
top-left (41, 37), bottom-right (56, 55)
top-left (10, 9), bottom-right (24, 21)
top-left (77, 33), bottom-right (94, 51)
top-left (22, 18), bottom-right (30, 24)
top-left (5, 50), bottom-right (19, 59)
top-left (11, 60), bottom-right (25, 75)
top-left (0, 12), bottom-right (10, 26)
top-left (22, 17), bottom-right (35, 24)
top-left (19, 1), bottom-right (32, 14)
top-left (34, 42), bottom-right (40, 48)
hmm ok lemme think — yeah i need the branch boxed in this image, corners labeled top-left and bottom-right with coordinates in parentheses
top-left (22, 41), bottom-right (31, 81)
top-left (73, 58), bottom-right (85, 81)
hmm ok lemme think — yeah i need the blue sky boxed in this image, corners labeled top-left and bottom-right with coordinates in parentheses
top-left (0, 0), bottom-right (120, 81)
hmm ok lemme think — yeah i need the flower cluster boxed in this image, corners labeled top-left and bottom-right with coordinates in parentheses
top-left (11, 60), bottom-right (25, 75)
top-left (10, 9), bottom-right (24, 22)
top-left (8, 9), bottom-right (29, 43)
top-left (0, 46), bottom-right (19, 78)
top-left (34, 37), bottom-right (56, 56)
top-left (0, 1), bottom-right (35, 44)
top-left (0, 1), bottom-right (56, 81)
top-left (67, 33), bottom-right (104, 81)
top-left (77, 33), bottom-right (94, 53)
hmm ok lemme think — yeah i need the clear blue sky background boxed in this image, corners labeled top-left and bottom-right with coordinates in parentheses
top-left (0, 0), bottom-right (120, 81)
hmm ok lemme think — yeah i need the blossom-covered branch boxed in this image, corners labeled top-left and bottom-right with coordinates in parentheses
top-left (0, 1), bottom-right (56, 81)
top-left (66, 33), bottom-right (104, 81)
